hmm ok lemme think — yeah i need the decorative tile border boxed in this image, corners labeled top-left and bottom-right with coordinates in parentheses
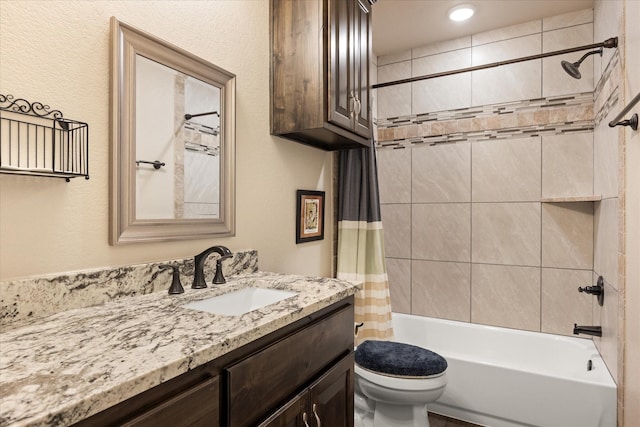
top-left (377, 92), bottom-right (594, 129)
top-left (594, 49), bottom-right (621, 126)
top-left (376, 93), bottom-right (594, 148)
top-left (0, 250), bottom-right (258, 328)
top-left (375, 50), bottom-right (624, 150)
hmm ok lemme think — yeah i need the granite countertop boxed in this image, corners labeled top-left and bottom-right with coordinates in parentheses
top-left (0, 272), bottom-right (361, 427)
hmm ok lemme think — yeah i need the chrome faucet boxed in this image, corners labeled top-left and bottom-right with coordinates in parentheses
top-left (192, 245), bottom-right (233, 289)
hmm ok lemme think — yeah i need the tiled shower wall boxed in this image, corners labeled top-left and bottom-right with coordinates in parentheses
top-left (591, 0), bottom-right (624, 396)
top-left (374, 9), bottom-right (609, 337)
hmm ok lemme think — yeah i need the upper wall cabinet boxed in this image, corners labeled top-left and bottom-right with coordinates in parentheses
top-left (270, 0), bottom-right (373, 150)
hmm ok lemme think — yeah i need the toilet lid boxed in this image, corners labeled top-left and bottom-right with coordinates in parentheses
top-left (355, 340), bottom-right (447, 378)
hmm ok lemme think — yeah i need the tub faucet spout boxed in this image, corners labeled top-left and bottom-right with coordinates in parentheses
top-left (573, 324), bottom-right (602, 337)
top-left (192, 245), bottom-right (233, 289)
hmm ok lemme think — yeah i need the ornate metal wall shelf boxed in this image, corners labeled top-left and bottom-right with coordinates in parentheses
top-left (0, 94), bottom-right (89, 181)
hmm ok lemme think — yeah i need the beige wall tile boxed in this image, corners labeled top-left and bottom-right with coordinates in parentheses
top-left (533, 110), bottom-right (549, 125)
top-left (377, 59), bottom-right (412, 119)
top-left (471, 264), bottom-right (541, 331)
top-left (594, 198), bottom-right (619, 290)
top-left (472, 20), bottom-right (541, 46)
top-left (594, 108), bottom-right (619, 198)
top-left (417, 122), bottom-right (432, 135)
top-left (472, 203), bottom-right (541, 266)
top-left (409, 45), bottom-right (473, 116)
top-left (412, 73), bottom-right (472, 113)
top-left (472, 137), bottom-right (541, 202)
top-left (412, 143), bottom-right (471, 203)
top-left (377, 83), bottom-right (412, 119)
top-left (543, 8), bottom-right (594, 31)
top-left (393, 125), bottom-right (418, 140)
top-left (377, 50), bottom-right (411, 66)
top-left (430, 121), bottom-right (458, 136)
top-left (386, 257), bottom-right (411, 314)
top-left (412, 260), bottom-right (471, 321)
top-left (380, 204), bottom-right (411, 258)
top-left (378, 60), bottom-right (411, 84)
top-left (413, 48), bottom-right (471, 76)
top-left (472, 34), bottom-right (541, 65)
top-left (566, 103), bottom-right (593, 121)
top-left (412, 36), bottom-right (472, 59)
top-left (498, 112), bottom-right (519, 128)
top-left (413, 203), bottom-right (470, 262)
top-left (542, 133), bottom-right (594, 198)
top-left (471, 60), bottom-right (542, 106)
top-left (377, 127), bottom-right (394, 142)
top-left (378, 147), bottom-right (411, 204)
top-left (542, 24), bottom-right (594, 97)
top-left (541, 268), bottom-right (593, 336)
top-left (542, 202), bottom-right (594, 269)
top-left (593, 0), bottom-right (623, 81)
top-left (548, 107), bottom-right (568, 123)
top-left (593, 276), bottom-right (619, 382)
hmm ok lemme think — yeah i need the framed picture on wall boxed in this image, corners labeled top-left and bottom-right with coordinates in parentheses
top-left (296, 190), bottom-right (325, 244)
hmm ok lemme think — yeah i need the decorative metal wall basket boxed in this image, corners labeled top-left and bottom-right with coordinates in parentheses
top-left (0, 94), bottom-right (89, 181)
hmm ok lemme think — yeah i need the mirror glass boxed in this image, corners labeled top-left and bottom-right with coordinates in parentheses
top-left (110, 18), bottom-right (235, 244)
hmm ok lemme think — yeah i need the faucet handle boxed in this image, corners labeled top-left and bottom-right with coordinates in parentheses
top-left (159, 264), bottom-right (185, 294)
top-left (578, 276), bottom-right (605, 306)
top-left (212, 255), bottom-right (233, 284)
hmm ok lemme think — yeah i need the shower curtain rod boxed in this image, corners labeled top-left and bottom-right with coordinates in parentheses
top-left (372, 37), bottom-right (618, 89)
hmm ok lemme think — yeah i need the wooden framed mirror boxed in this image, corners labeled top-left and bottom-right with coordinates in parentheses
top-left (109, 17), bottom-right (235, 244)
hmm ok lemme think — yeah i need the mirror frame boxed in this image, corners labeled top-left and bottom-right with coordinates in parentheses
top-left (109, 17), bottom-right (235, 244)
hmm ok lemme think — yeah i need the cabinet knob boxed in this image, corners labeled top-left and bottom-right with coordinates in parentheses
top-left (313, 403), bottom-right (322, 427)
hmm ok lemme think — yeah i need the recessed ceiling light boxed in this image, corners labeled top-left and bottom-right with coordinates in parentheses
top-left (448, 4), bottom-right (475, 22)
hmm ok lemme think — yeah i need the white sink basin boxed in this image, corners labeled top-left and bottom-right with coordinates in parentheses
top-left (182, 287), bottom-right (298, 316)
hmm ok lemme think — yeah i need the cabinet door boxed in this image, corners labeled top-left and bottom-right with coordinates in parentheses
top-left (257, 391), bottom-right (306, 427)
top-left (308, 353), bottom-right (355, 427)
top-left (351, 0), bottom-right (372, 138)
top-left (328, 0), bottom-right (371, 137)
top-left (121, 376), bottom-right (219, 427)
top-left (328, 0), bottom-right (354, 131)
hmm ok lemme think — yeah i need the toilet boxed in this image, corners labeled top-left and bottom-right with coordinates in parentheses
top-left (354, 340), bottom-right (448, 427)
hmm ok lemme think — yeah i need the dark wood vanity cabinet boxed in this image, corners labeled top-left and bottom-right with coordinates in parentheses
top-left (73, 359), bottom-right (221, 427)
top-left (73, 297), bottom-right (354, 427)
top-left (270, 0), bottom-right (373, 150)
top-left (259, 354), bottom-right (354, 427)
top-left (226, 303), bottom-right (354, 427)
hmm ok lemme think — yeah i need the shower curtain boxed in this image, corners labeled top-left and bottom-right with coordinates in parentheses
top-left (337, 145), bottom-right (394, 345)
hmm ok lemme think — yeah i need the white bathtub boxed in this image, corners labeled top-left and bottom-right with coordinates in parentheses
top-left (391, 313), bottom-right (617, 427)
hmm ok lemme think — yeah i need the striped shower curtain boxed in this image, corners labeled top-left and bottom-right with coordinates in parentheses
top-left (337, 145), bottom-right (394, 345)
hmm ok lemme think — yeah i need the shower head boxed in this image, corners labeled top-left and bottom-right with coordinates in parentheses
top-left (561, 47), bottom-right (603, 79)
top-left (561, 60), bottom-right (581, 79)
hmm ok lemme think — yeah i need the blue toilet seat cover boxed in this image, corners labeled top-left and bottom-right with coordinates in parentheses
top-left (355, 340), bottom-right (447, 377)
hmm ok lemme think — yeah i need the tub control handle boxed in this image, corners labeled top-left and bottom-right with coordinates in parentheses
top-left (578, 276), bottom-right (604, 306)
top-left (313, 403), bottom-right (321, 427)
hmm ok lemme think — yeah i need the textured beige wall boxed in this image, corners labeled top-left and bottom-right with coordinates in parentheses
top-left (623, 0), bottom-right (640, 424)
top-left (0, 1), bottom-right (335, 280)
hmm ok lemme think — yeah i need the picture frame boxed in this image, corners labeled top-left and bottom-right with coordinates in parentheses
top-left (296, 190), bottom-right (325, 244)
